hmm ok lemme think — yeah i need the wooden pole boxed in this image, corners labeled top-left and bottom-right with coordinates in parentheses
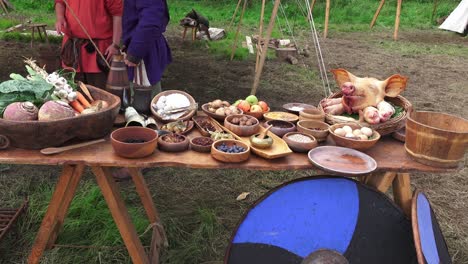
top-left (0, 0), bottom-right (8, 14)
top-left (324, 0), bottom-right (330, 38)
top-left (251, 0), bottom-right (281, 95)
top-left (255, 0), bottom-right (267, 72)
top-left (307, 0), bottom-right (317, 21)
top-left (393, 0), bottom-right (402, 40)
top-left (431, 0), bottom-right (438, 22)
top-left (230, 0), bottom-right (248, 61)
top-left (229, 0), bottom-right (243, 29)
top-left (370, 0), bottom-right (385, 28)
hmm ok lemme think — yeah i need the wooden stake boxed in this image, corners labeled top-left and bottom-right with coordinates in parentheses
top-left (255, 0), bottom-right (267, 72)
top-left (370, 0), bottom-right (385, 28)
top-left (431, 0), bottom-right (438, 22)
top-left (393, 0), bottom-right (402, 40)
top-left (0, 0), bottom-right (9, 14)
top-left (230, 0), bottom-right (248, 61)
top-left (229, 0), bottom-right (243, 29)
top-left (324, 0), bottom-right (330, 38)
top-left (251, 0), bottom-right (281, 95)
top-left (307, 0), bottom-right (317, 21)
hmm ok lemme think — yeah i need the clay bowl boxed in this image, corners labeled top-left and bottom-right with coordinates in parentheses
top-left (111, 127), bottom-right (158, 158)
top-left (329, 123), bottom-right (381, 151)
top-left (250, 133), bottom-right (274, 149)
top-left (190, 136), bottom-right (214, 153)
top-left (244, 107), bottom-right (270, 120)
top-left (283, 103), bottom-right (316, 114)
top-left (211, 139), bottom-right (250, 163)
top-left (224, 114), bottom-right (260, 137)
top-left (297, 120), bottom-right (330, 142)
top-left (299, 108), bottom-right (325, 122)
top-left (201, 103), bottom-right (243, 122)
top-left (157, 133), bottom-right (189, 152)
top-left (263, 111), bottom-right (299, 123)
top-left (282, 132), bottom-right (318, 153)
top-left (263, 120), bottom-right (296, 137)
top-left (151, 90), bottom-right (196, 123)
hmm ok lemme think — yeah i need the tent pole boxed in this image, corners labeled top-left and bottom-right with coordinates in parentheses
top-left (307, 0), bottom-right (316, 21)
top-left (229, 0), bottom-right (243, 29)
top-left (393, 0), bottom-right (402, 40)
top-left (324, 0), bottom-right (330, 38)
top-left (255, 0), bottom-right (267, 73)
top-left (370, 0), bottom-right (385, 28)
top-left (230, 0), bottom-right (248, 61)
top-left (431, 0), bottom-right (438, 22)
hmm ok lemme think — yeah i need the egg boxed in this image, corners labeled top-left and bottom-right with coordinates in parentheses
top-left (352, 129), bottom-right (363, 136)
top-left (334, 128), bottom-right (346, 137)
top-left (343, 125), bottom-right (353, 134)
top-left (345, 133), bottom-right (355, 138)
top-left (360, 127), bottom-right (373, 137)
top-left (358, 134), bottom-right (368, 140)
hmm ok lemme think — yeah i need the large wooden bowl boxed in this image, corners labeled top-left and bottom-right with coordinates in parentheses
top-left (211, 139), bottom-right (250, 163)
top-left (111, 127), bottom-right (158, 158)
top-left (297, 120), bottom-right (330, 142)
top-left (0, 85), bottom-right (120, 149)
top-left (329, 123), bottom-right (380, 151)
top-left (224, 114), bottom-right (260, 137)
top-left (244, 107), bottom-right (270, 120)
top-left (201, 103), bottom-right (243, 122)
top-left (150, 90), bottom-right (196, 123)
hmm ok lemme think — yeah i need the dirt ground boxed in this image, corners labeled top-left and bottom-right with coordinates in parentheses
top-left (0, 29), bottom-right (467, 263)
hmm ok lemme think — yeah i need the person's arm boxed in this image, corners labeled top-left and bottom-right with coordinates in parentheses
top-left (125, 0), bottom-right (166, 66)
top-left (55, 1), bottom-right (67, 35)
top-left (105, 16), bottom-right (122, 61)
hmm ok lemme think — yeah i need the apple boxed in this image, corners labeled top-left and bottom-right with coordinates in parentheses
top-left (250, 105), bottom-right (263, 112)
top-left (245, 95), bottom-right (258, 105)
top-left (237, 100), bottom-right (251, 112)
top-left (233, 99), bottom-right (242, 107)
top-left (258, 101), bottom-right (269, 112)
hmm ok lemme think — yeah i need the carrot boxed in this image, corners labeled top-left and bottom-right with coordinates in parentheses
top-left (76, 91), bottom-right (91, 108)
top-left (69, 100), bottom-right (85, 113)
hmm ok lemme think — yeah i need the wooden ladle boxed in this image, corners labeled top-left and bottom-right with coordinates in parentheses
top-left (40, 138), bottom-right (105, 155)
top-left (258, 125), bottom-right (273, 139)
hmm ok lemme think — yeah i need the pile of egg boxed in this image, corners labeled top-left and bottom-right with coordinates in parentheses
top-left (333, 125), bottom-right (373, 140)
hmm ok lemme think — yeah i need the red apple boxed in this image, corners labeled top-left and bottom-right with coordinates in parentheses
top-left (258, 101), bottom-right (269, 112)
top-left (237, 100), bottom-right (251, 112)
top-left (250, 105), bottom-right (263, 112)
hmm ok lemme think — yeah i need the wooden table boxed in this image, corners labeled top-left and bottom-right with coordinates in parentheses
top-left (0, 134), bottom-right (453, 264)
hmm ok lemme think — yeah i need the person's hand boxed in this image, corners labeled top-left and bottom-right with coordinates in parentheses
top-left (105, 44), bottom-right (119, 62)
top-left (55, 18), bottom-right (67, 35)
top-left (124, 59), bottom-right (138, 67)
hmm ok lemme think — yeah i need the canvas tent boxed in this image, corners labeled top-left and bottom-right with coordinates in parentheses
top-left (439, 0), bottom-right (468, 34)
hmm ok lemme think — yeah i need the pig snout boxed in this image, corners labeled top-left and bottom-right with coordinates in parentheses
top-left (341, 82), bottom-right (355, 96)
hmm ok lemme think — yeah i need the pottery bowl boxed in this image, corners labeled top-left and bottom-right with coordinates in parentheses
top-left (263, 120), bottom-right (296, 137)
top-left (329, 123), bottom-right (380, 151)
top-left (201, 103), bottom-right (243, 122)
top-left (111, 127), bottom-right (158, 158)
top-left (282, 132), bottom-right (318, 153)
top-left (297, 120), bottom-right (330, 142)
top-left (157, 133), bottom-right (189, 152)
top-left (299, 108), bottom-right (325, 122)
top-left (211, 139), bottom-right (250, 163)
top-left (190, 136), bottom-right (214, 153)
top-left (224, 114), bottom-right (260, 137)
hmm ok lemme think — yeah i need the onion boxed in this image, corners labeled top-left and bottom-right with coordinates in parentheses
top-left (3, 102), bottom-right (38, 121)
top-left (38, 101), bottom-right (75, 121)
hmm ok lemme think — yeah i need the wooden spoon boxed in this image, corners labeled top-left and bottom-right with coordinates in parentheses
top-left (259, 125), bottom-right (273, 139)
top-left (40, 138), bottom-right (105, 155)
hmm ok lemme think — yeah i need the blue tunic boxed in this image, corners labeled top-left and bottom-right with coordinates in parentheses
top-left (122, 0), bottom-right (172, 85)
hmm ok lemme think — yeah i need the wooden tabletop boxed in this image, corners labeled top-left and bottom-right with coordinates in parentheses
top-left (0, 130), bottom-right (456, 173)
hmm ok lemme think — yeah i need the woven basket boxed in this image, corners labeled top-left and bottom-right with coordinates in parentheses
top-left (151, 90), bottom-right (196, 123)
top-left (318, 92), bottom-right (413, 136)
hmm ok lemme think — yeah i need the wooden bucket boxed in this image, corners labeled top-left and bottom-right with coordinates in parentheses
top-left (405, 111), bottom-right (468, 168)
top-left (106, 54), bottom-right (130, 108)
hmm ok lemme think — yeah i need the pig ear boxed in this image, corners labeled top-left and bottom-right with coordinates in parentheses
top-left (383, 74), bottom-right (408, 97)
top-left (330, 69), bottom-right (356, 87)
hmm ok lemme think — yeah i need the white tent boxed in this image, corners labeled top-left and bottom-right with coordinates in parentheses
top-left (439, 0), bottom-right (468, 34)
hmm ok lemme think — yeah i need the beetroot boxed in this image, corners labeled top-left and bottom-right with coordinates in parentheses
top-left (3, 102), bottom-right (38, 121)
top-left (38, 101), bottom-right (75, 121)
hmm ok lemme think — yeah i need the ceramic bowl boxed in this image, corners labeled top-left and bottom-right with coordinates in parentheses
top-left (329, 123), bottom-right (380, 151)
top-left (263, 120), bottom-right (296, 137)
top-left (224, 114), bottom-right (260, 137)
top-left (201, 103), bottom-right (243, 122)
top-left (211, 139), bottom-right (250, 163)
top-left (157, 133), bottom-right (189, 152)
top-left (111, 127), bottom-right (158, 158)
top-left (244, 107), bottom-right (270, 120)
top-left (282, 103), bottom-right (316, 114)
top-left (250, 133), bottom-right (273, 149)
top-left (282, 132), bottom-right (318, 153)
top-left (190, 136), bottom-right (214, 153)
top-left (297, 120), bottom-right (330, 142)
top-left (299, 108), bottom-right (326, 122)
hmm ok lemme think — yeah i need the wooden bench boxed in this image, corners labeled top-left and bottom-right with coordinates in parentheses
top-left (182, 25), bottom-right (198, 41)
top-left (28, 23), bottom-right (50, 48)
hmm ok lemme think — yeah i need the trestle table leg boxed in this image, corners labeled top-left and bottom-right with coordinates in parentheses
top-left (393, 173), bottom-right (412, 216)
top-left (365, 172), bottom-right (397, 193)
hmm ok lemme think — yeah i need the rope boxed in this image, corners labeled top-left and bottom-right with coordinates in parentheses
top-left (62, 0), bottom-right (111, 69)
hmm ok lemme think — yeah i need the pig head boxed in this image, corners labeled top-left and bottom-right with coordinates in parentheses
top-left (331, 69), bottom-right (408, 114)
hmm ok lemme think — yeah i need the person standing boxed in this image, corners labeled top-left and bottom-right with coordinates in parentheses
top-left (55, 0), bottom-right (123, 89)
top-left (122, 0), bottom-right (172, 96)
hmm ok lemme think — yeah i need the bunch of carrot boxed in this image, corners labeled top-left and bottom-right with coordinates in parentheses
top-left (69, 91), bottom-right (92, 113)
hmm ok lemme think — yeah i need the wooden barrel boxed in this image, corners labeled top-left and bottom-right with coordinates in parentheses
top-left (106, 54), bottom-right (130, 108)
top-left (405, 111), bottom-right (468, 168)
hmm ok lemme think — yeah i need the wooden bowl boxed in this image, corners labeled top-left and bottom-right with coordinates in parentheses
top-left (329, 123), bottom-right (380, 151)
top-left (282, 132), bottom-right (318, 153)
top-left (297, 120), bottom-right (330, 142)
top-left (263, 120), bottom-right (296, 137)
top-left (157, 133), bottom-right (189, 152)
top-left (211, 139), bottom-right (250, 163)
top-left (151, 90), bottom-right (196, 123)
top-left (0, 85), bottom-right (120, 149)
top-left (244, 107), bottom-right (270, 120)
top-left (111, 127), bottom-right (158, 158)
top-left (190, 136), bottom-right (214, 153)
top-left (201, 103), bottom-right (243, 122)
top-left (405, 111), bottom-right (468, 168)
top-left (283, 103), bottom-right (317, 114)
top-left (224, 114), bottom-right (260, 137)
top-left (299, 108), bottom-right (325, 122)
top-left (263, 111), bottom-right (299, 123)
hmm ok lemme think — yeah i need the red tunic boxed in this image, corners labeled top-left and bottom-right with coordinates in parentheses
top-left (55, 0), bottom-right (123, 73)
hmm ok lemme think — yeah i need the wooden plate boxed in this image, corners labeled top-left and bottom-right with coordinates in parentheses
top-left (264, 111), bottom-right (299, 123)
top-left (308, 146), bottom-right (377, 176)
top-left (282, 103), bottom-right (316, 114)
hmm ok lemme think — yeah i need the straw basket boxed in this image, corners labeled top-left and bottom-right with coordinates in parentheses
top-left (150, 90), bottom-right (196, 123)
top-left (318, 92), bottom-right (412, 136)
